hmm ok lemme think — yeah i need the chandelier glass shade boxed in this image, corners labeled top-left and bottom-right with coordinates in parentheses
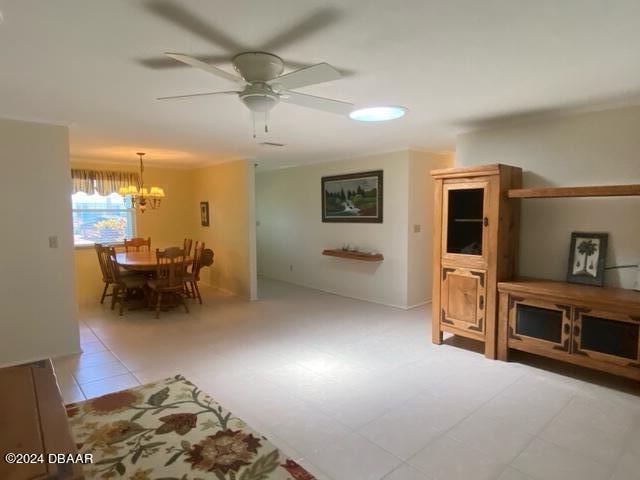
top-left (118, 152), bottom-right (165, 213)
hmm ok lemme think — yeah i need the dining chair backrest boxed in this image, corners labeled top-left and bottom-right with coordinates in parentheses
top-left (104, 246), bottom-right (123, 283)
top-left (183, 238), bottom-right (194, 257)
top-left (195, 248), bottom-right (215, 280)
top-left (189, 241), bottom-right (203, 274)
top-left (95, 243), bottom-right (113, 282)
top-left (124, 237), bottom-right (151, 252)
top-left (155, 247), bottom-right (188, 289)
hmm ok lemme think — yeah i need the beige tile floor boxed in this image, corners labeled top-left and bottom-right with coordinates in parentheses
top-left (54, 278), bottom-right (640, 480)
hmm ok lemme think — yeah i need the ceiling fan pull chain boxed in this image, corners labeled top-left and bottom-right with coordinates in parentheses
top-left (265, 110), bottom-right (269, 133)
top-left (252, 111), bottom-right (256, 139)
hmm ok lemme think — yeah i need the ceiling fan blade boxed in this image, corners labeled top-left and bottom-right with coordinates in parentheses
top-left (145, 0), bottom-right (245, 52)
top-left (165, 53), bottom-right (245, 84)
top-left (280, 91), bottom-right (354, 116)
top-left (140, 54), bottom-right (229, 70)
top-left (140, 54), bottom-right (356, 77)
top-left (261, 7), bottom-right (341, 52)
top-left (280, 58), bottom-right (356, 77)
top-left (157, 91), bottom-right (239, 101)
top-left (270, 63), bottom-right (341, 90)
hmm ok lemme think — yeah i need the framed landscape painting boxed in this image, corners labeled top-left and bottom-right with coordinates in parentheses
top-left (322, 170), bottom-right (383, 223)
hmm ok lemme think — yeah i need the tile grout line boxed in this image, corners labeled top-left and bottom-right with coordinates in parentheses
top-left (507, 391), bottom-right (616, 480)
top-left (400, 366), bottom-right (529, 477)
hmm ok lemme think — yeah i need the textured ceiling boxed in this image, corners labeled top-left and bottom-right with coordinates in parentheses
top-left (1, 0), bottom-right (640, 168)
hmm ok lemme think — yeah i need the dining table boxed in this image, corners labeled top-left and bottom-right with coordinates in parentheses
top-left (116, 251), bottom-right (191, 272)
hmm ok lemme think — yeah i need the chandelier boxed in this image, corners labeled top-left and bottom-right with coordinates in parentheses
top-left (118, 152), bottom-right (165, 213)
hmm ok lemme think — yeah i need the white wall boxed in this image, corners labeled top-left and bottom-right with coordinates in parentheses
top-left (256, 150), bottom-right (449, 308)
top-left (0, 118), bottom-right (80, 367)
top-left (457, 106), bottom-right (640, 289)
top-left (407, 151), bottom-right (454, 307)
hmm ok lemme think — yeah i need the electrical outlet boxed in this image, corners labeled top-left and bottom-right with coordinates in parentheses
top-left (413, 224), bottom-right (421, 233)
top-left (48, 235), bottom-right (58, 248)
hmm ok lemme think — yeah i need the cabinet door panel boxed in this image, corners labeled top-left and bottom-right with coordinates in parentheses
top-left (573, 309), bottom-right (640, 367)
top-left (441, 267), bottom-right (486, 334)
top-left (441, 180), bottom-right (490, 268)
top-left (508, 297), bottom-right (572, 353)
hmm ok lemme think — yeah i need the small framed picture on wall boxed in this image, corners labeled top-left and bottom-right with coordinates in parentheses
top-left (200, 201), bottom-right (210, 227)
top-left (566, 232), bottom-right (608, 286)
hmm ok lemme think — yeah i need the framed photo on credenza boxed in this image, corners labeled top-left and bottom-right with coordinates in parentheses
top-left (566, 232), bottom-right (608, 286)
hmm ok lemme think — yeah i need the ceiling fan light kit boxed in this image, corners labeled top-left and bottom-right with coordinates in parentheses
top-left (239, 83), bottom-right (279, 113)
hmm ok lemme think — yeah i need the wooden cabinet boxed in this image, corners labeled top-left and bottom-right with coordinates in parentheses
top-left (498, 280), bottom-right (640, 381)
top-left (0, 360), bottom-right (84, 480)
top-left (432, 164), bottom-right (522, 358)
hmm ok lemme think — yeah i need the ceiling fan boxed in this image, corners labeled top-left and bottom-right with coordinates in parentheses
top-left (157, 51), bottom-right (354, 118)
top-left (144, 1), bottom-right (355, 135)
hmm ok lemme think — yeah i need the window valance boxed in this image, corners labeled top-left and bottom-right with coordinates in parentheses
top-left (71, 169), bottom-right (140, 196)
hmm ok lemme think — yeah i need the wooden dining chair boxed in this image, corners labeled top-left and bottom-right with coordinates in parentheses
top-left (95, 243), bottom-right (114, 304)
top-left (105, 247), bottom-right (148, 315)
top-left (148, 247), bottom-right (190, 318)
top-left (184, 242), bottom-right (202, 302)
top-left (124, 237), bottom-right (151, 252)
top-left (183, 238), bottom-right (194, 257)
top-left (185, 246), bottom-right (214, 304)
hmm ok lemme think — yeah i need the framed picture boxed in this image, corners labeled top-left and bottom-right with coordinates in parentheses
top-left (322, 170), bottom-right (383, 223)
top-left (567, 232), bottom-right (608, 286)
top-left (200, 201), bottom-right (210, 227)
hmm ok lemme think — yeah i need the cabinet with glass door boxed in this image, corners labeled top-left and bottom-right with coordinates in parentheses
top-left (432, 164), bottom-right (522, 358)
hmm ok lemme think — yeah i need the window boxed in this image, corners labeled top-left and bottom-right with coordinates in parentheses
top-left (72, 192), bottom-right (135, 246)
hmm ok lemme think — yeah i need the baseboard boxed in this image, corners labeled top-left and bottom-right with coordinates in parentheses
top-left (258, 274), bottom-right (416, 310)
top-left (406, 299), bottom-right (432, 309)
top-left (199, 280), bottom-right (250, 299)
top-left (0, 346), bottom-right (83, 369)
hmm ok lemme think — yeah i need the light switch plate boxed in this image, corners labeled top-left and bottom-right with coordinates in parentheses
top-left (413, 224), bottom-right (421, 233)
top-left (48, 235), bottom-right (58, 248)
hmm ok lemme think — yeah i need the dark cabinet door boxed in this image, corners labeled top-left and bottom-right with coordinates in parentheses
top-left (441, 180), bottom-right (490, 268)
top-left (573, 309), bottom-right (640, 367)
top-left (508, 298), bottom-right (572, 353)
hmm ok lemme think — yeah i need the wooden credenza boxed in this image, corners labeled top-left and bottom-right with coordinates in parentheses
top-left (0, 360), bottom-right (84, 480)
top-left (498, 279), bottom-right (640, 381)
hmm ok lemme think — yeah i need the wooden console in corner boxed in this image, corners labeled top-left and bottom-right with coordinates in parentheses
top-left (498, 279), bottom-right (640, 381)
top-left (0, 360), bottom-right (84, 480)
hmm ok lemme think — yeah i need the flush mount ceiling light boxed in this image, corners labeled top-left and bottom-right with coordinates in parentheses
top-left (349, 106), bottom-right (407, 122)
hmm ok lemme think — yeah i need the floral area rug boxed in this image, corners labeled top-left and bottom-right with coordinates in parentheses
top-left (65, 375), bottom-right (316, 480)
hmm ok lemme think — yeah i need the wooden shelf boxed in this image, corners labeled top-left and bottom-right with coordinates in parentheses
top-left (507, 184), bottom-right (640, 199)
top-left (322, 249), bottom-right (384, 262)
